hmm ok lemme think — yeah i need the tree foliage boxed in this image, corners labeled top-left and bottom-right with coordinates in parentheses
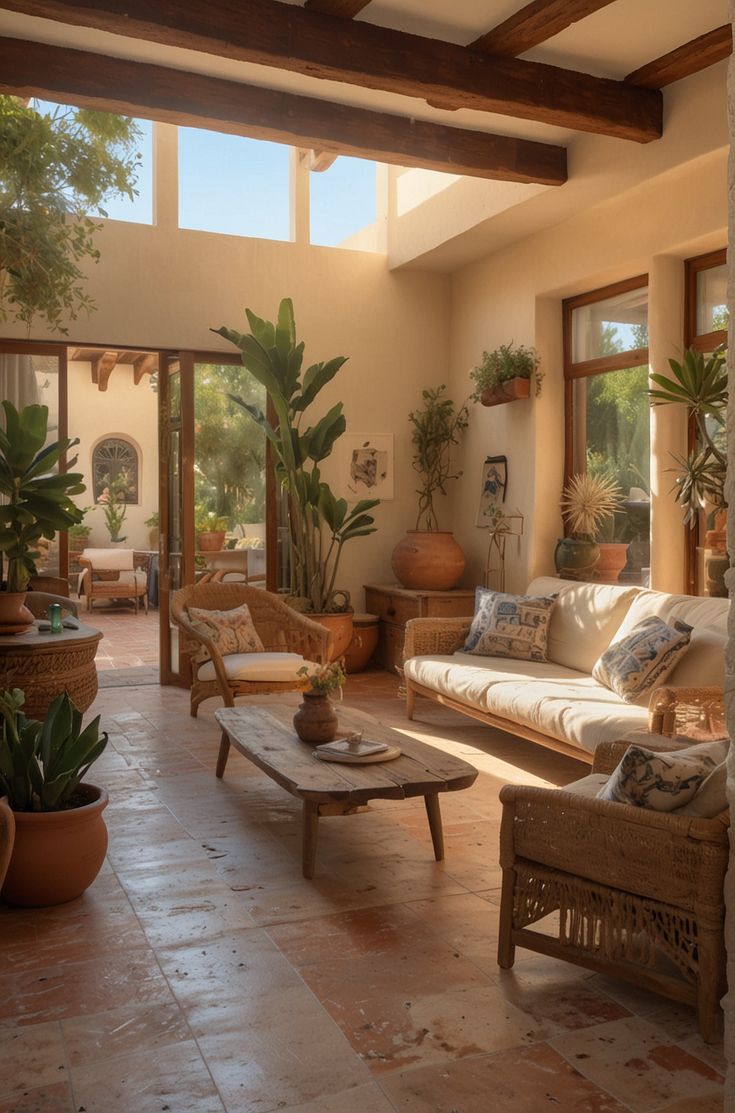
top-left (0, 97), bottom-right (142, 332)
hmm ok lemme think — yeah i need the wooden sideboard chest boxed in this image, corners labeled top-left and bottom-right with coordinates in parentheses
top-left (364, 583), bottom-right (475, 671)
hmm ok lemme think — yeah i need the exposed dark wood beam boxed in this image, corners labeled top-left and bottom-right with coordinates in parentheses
top-left (92, 350), bottom-right (119, 391)
top-left (0, 37), bottom-right (568, 185)
top-left (133, 353), bottom-right (157, 384)
top-left (471, 0), bottom-right (616, 57)
top-left (304, 0), bottom-right (372, 15)
top-left (625, 25), bottom-right (732, 89)
top-left (0, 0), bottom-right (662, 142)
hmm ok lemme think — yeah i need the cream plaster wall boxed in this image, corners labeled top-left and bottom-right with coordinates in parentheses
top-left (448, 148), bottom-right (728, 595)
top-left (67, 361), bottom-right (158, 551)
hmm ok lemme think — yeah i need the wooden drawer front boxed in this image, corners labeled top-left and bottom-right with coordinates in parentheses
top-left (365, 589), bottom-right (418, 627)
top-left (422, 593), bottom-right (475, 619)
top-left (376, 622), bottom-right (406, 671)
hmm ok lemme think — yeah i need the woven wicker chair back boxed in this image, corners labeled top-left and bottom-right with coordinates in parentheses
top-left (172, 582), bottom-right (303, 655)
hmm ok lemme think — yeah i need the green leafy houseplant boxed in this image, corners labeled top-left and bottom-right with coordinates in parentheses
top-left (97, 472), bottom-right (131, 543)
top-left (409, 386), bottom-right (469, 531)
top-left (214, 299), bottom-right (379, 614)
top-left (0, 97), bottom-right (142, 333)
top-left (0, 402), bottom-right (85, 593)
top-left (471, 343), bottom-right (542, 402)
top-left (0, 688), bottom-right (107, 812)
top-left (648, 346), bottom-right (727, 526)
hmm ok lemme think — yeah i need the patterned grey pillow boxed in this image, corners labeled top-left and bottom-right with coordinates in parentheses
top-left (459, 588), bottom-right (557, 662)
top-left (592, 616), bottom-right (692, 703)
top-left (597, 739), bottom-right (728, 812)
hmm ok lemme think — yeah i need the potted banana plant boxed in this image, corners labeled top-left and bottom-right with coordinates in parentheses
top-left (0, 402), bottom-right (86, 631)
top-left (214, 299), bottom-right (380, 659)
top-left (0, 688), bottom-right (108, 907)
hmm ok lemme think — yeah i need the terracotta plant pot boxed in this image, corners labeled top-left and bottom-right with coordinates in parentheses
top-left (344, 613), bottom-right (379, 674)
top-left (310, 611), bottom-right (354, 662)
top-left (0, 590), bottom-right (34, 634)
top-left (198, 530), bottom-right (226, 552)
top-left (391, 530), bottom-right (466, 591)
top-left (554, 537), bottom-right (600, 581)
top-left (293, 692), bottom-right (339, 745)
top-left (480, 377), bottom-right (531, 407)
top-left (594, 542), bottom-right (629, 583)
top-left (1, 784), bottom-right (109, 907)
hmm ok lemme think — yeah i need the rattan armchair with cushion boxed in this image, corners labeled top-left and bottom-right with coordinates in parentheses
top-left (78, 548), bottom-right (148, 613)
top-left (171, 582), bottom-right (332, 727)
top-left (498, 719), bottom-right (729, 1043)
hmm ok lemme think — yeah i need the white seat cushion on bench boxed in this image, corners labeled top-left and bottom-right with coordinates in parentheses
top-left (197, 652), bottom-right (318, 683)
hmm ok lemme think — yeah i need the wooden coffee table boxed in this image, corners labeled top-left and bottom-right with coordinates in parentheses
top-left (215, 703), bottom-right (478, 878)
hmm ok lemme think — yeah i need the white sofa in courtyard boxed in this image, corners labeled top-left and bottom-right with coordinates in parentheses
top-left (403, 576), bottom-right (726, 762)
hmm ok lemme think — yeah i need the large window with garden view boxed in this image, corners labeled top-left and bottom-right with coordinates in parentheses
top-left (563, 278), bottom-right (650, 586)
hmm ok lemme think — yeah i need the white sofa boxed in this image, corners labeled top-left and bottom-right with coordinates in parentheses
top-left (403, 576), bottom-right (727, 762)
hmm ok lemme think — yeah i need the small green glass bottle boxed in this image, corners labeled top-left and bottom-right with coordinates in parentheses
top-left (48, 603), bottom-right (63, 634)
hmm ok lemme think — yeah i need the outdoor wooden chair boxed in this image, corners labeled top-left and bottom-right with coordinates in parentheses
top-left (171, 582), bottom-right (331, 727)
top-left (497, 686), bottom-right (728, 1043)
top-left (78, 548), bottom-right (148, 613)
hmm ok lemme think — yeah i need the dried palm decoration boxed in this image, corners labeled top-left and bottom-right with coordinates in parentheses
top-left (561, 472), bottom-right (622, 539)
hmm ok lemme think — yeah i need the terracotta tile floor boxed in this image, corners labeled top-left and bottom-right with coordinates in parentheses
top-left (0, 670), bottom-right (725, 1112)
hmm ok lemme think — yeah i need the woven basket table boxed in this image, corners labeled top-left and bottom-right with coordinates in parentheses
top-left (0, 623), bottom-right (103, 718)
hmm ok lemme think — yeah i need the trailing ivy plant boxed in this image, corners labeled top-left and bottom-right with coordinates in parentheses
top-left (0, 96), bottom-right (142, 333)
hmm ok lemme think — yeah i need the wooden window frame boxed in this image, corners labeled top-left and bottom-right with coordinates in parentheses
top-left (562, 274), bottom-right (649, 480)
top-left (683, 248), bottom-right (727, 593)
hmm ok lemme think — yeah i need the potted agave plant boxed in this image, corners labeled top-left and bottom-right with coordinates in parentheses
top-left (215, 299), bottom-right (379, 659)
top-left (0, 688), bottom-right (108, 907)
top-left (556, 472), bottom-right (623, 580)
top-left (392, 386), bottom-right (469, 590)
top-left (0, 402), bottom-right (85, 631)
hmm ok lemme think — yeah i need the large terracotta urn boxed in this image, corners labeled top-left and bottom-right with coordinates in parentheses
top-left (391, 530), bottom-right (466, 591)
top-left (311, 611), bottom-right (354, 662)
top-left (1, 784), bottom-right (109, 907)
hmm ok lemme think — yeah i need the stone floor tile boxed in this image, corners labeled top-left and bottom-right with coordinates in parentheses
top-left (61, 1001), bottom-right (192, 1068)
top-left (70, 1040), bottom-right (225, 1113)
top-left (0, 1082), bottom-right (74, 1112)
top-left (0, 1022), bottom-right (66, 1094)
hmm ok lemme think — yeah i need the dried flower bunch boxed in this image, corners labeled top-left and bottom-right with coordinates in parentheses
top-left (561, 472), bottom-right (622, 538)
top-left (297, 661), bottom-right (346, 697)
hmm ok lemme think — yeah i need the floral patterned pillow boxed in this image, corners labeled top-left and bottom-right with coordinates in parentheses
top-left (188, 603), bottom-right (264, 664)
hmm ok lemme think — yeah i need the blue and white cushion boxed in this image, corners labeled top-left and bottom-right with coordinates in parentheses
top-left (459, 588), bottom-right (557, 662)
top-left (597, 739), bottom-right (728, 812)
top-left (592, 616), bottom-right (692, 703)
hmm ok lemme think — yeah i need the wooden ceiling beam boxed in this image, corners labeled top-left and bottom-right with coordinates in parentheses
top-left (92, 350), bottom-right (119, 391)
top-left (303, 0), bottom-right (372, 15)
top-left (133, 353), bottom-right (157, 384)
top-left (625, 25), bottom-right (732, 90)
top-left (0, 38), bottom-right (568, 185)
top-left (471, 0), bottom-right (616, 58)
top-left (0, 0), bottom-right (662, 142)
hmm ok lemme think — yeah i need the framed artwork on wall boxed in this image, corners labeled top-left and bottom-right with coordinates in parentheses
top-left (342, 434), bottom-right (394, 501)
top-left (475, 455), bottom-right (507, 526)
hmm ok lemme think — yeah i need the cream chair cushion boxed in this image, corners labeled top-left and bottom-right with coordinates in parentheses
top-left (197, 652), bottom-right (319, 683)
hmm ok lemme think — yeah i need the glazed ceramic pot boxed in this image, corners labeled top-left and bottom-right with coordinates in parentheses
top-left (1, 784), bottom-right (109, 907)
top-left (391, 530), bottom-right (466, 591)
top-left (554, 536), bottom-right (600, 580)
top-left (293, 692), bottom-right (339, 745)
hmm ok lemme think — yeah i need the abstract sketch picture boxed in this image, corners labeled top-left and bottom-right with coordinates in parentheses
top-left (343, 434), bottom-right (394, 500)
top-left (475, 455), bottom-right (507, 526)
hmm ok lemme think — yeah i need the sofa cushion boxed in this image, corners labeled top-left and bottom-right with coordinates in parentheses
top-left (667, 626), bottom-right (727, 688)
top-left (592, 617), bottom-right (693, 703)
top-left (674, 760), bottom-right (728, 818)
top-left (461, 588), bottom-right (557, 662)
top-left (404, 653), bottom-right (650, 754)
top-left (597, 739), bottom-right (727, 811)
top-left (526, 577), bottom-right (640, 674)
top-left (610, 588), bottom-right (728, 640)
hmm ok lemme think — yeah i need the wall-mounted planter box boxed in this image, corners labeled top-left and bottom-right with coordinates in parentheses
top-left (480, 377), bottom-right (531, 407)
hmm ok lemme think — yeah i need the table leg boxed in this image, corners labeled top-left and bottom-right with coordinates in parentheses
top-left (424, 793), bottom-right (444, 861)
top-left (302, 801), bottom-right (320, 879)
top-left (215, 730), bottom-right (231, 779)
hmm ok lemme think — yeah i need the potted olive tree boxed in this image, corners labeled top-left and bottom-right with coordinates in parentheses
top-left (214, 299), bottom-right (379, 659)
top-left (391, 386), bottom-right (469, 590)
top-left (471, 343), bottom-right (542, 407)
top-left (0, 688), bottom-right (108, 906)
top-left (0, 402), bottom-right (85, 631)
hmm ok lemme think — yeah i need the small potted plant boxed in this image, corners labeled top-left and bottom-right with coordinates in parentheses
top-left (556, 472), bottom-right (622, 579)
top-left (471, 343), bottom-right (542, 407)
top-left (0, 402), bottom-right (86, 630)
top-left (68, 514), bottom-right (93, 572)
top-left (0, 687), bottom-right (109, 907)
top-left (145, 511), bottom-right (160, 550)
top-left (196, 510), bottom-right (230, 553)
top-left (391, 386), bottom-right (470, 591)
top-left (97, 473), bottom-right (130, 544)
top-left (292, 660), bottom-right (346, 745)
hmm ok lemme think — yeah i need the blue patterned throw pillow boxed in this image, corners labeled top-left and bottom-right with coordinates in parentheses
top-left (597, 739), bottom-right (728, 812)
top-left (592, 616), bottom-right (692, 703)
top-left (459, 588), bottom-right (557, 662)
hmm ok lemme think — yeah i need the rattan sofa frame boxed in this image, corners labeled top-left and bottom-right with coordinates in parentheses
top-left (171, 582), bottom-right (332, 735)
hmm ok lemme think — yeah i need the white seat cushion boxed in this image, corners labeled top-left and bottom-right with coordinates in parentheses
top-left (197, 652), bottom-right (318, 683)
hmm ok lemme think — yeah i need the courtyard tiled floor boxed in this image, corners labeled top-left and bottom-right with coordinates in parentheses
top-left (0, 668), bottom-right (725, 1112)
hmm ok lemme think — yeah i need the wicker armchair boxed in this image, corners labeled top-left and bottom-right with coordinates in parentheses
top-left (498, 731), bottom-right (729, 1043)
top-left (171, 582), bottom-right (331, 726)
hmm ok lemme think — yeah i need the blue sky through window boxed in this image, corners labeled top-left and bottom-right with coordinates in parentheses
top-left (311, 156), bottom-right (376, 247)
